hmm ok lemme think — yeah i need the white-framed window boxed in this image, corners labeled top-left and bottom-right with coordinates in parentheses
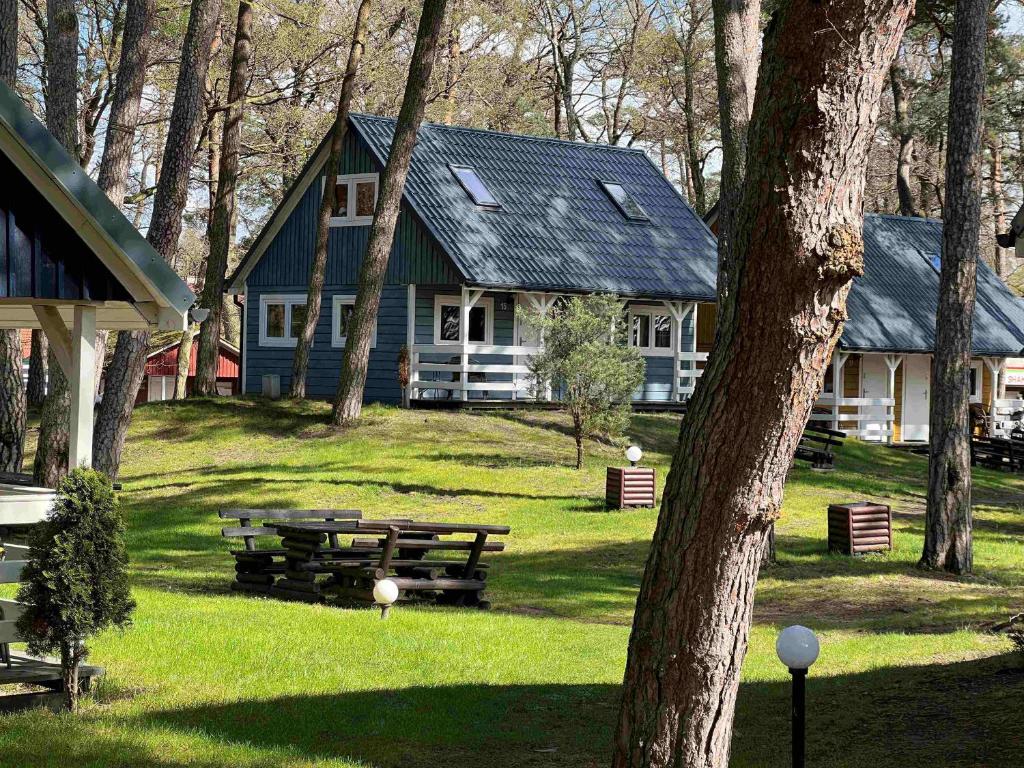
top-left (434, 294), bottom-right (494, 345)
top-left (332, 295), bottom-right (377, 349)
top-left (626, 306), bottom-right (674, 355)
top-left (148, 375), bottom-right (174, 402)
top-left (329, 173), bottom-right (379, 226)
top-left (970, 361), bottom-right (983, 403)
top-left (259, 294), bottom-right (308, 348)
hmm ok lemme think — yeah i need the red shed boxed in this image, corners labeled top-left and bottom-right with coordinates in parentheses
top-left (137, 332), bottom-right (240, 403)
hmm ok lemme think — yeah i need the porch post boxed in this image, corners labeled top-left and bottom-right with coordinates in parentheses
top-left (460, 286), bottom-right (470, 402)
top-left (70, 305), bottom-right (97, 469)
top-left (986, 358), bottom-right (1004, 436)
top-left (832, 353), bottom-right (847, 431)
top-left (405, 283), bottom-right (416, 407)
top-left (884, 355), bottom-right (902, 444)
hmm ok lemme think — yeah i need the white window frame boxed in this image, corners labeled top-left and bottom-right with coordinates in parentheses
top-left (626, 305), bottom-right (674, 357)
top-left (328, 173), bottom-right (379, 227)
top-left (259, 294), bottom-right (308, 348)
top-left (332, 295), bottom-right (377, 349)
top-left (433, 294), bottom-right (494, 345)
top-left (970, 361), bottom-right (983, 403)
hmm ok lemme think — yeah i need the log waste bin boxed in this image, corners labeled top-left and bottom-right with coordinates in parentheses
top-left (827, 501), bottom-right (892, 555)
top-left (606, 467), bottom-right (656, 510)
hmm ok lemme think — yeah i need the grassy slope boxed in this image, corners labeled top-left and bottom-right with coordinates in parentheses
top-left (1, 399), bottom-right (1022, 767)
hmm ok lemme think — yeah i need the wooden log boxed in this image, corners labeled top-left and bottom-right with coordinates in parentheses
top-left (230, 581), bottom-right (272, 594)
top-left (235, 572), bottom-right (275, 586)
top-left (389, 577), bottom-right (486, 591)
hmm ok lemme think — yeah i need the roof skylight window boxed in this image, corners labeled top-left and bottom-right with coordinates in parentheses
top-left (450, 165), bottom-right (500, 209)
top-left (600, 181), bottom-right (649, 222)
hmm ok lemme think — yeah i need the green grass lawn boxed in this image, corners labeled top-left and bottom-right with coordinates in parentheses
top-left (1, 399), bottom-right (1022, 767)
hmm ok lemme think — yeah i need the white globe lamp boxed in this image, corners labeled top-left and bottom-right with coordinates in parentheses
top-left (776, 625), bottom-right (820, 670)
top-left (625, 445), bottom-right (643, 466)
top-left (776, 625), bottom-right (819, 768)
top-left (373, 578), bottom-right (400, 619)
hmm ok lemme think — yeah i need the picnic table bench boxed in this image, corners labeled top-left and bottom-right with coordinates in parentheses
top-left (971, 435), bottom-right (1024, 472)
top-left (795, 424), bottom-right (846, 470)
top-left (268, 519), bottom-right (510, 609)
top-left (220, 509), bottom-right (363, 593)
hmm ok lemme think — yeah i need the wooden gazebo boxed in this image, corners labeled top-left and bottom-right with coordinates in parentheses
top-left (0, 81), bottom-right (193, 706)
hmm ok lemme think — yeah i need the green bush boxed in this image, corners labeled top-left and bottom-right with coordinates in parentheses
top-left (519, 295), bottom-right (646, 469)
top-left (16, 468), bottom-right (135, 711)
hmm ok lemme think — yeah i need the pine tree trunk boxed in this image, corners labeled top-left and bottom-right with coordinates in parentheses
top-left (921, 0), bottom-right (986, 576)
top-left (682, 31), bottom-right (706, 216)
top-left (93, 0), bottom-right (224, 478)
top-left (196, 1), bottom-right (254, 396)
top-left (35, 0), bottom-right (78, 485)
top-left (174, 327), bottom-right (196, 399)
top-left (710, 0), bottom-right (760, 319)
top-left (0, 331), bottom-right (25, 473)
top-left (988, 132), bottom-right (1009, 279)
top-left (332, 0), bottom-right (447, 425)
top-left (97, 0), bottom-right (156, 208)
top-left (0, 0), bottom-right (26, 473)
top-left (59, 642), bottom-right (80, 713)
top-left (26, 331), bottom-right (47, 408)
top-left (891, 52), bottom-right (920, 217)
top-left (612, 2), bottom-right (912, 766)
top-left (290, 0), bottom-right (371, 399)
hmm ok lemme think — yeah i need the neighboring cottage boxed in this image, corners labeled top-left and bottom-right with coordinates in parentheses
top-left (137, 331), bottom-right (240, 403)
top-left (228, 115), bottom-right (1024, 443)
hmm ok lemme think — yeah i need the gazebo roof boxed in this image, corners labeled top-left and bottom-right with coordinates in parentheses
top-left (0, 82), bottom-right (193, 331)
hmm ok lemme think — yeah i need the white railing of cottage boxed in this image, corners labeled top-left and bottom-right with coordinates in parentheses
top-left (991, 398), bottom-right (1024, 437)
top-left (808, 392), bottom-right (897, 440)
top-left (408, 346), bottom-right (712, 403)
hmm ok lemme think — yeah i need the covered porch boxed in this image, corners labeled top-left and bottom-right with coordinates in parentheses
top-left (403, 284), bottom-right (711, 406)
top-left (809, 351), bottom-right (1020, 443)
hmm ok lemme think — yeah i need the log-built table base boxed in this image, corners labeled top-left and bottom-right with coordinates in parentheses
top-left (265, 520), bottom-right (509, 609)
top-left (827, 502), bottom-right (892, 555)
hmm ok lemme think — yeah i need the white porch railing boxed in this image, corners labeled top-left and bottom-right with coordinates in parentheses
top-left (992, 398), bottom-right (1024, 437)
top-left (677, 352), bottom-right (709, 398)
top-left (810, 393), bottom-right (897, 440)
top-left (409, 344), bottom-right (710, 403)
top-left (410, 343), bottom-right (538, 401)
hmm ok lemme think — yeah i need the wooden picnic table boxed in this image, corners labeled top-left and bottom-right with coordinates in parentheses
top-left (265, 519), bottom-right (508, 609)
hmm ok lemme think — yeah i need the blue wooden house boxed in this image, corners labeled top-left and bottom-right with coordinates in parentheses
top-left (227, 115), bottom-right (1024, 443)
top-left (226, 114), bottom-right (720, 405)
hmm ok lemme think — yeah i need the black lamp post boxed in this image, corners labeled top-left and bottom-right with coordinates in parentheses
top-left (776, 625), bottom-right (820, 768)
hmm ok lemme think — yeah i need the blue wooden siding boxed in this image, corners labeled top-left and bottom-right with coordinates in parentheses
top-left (246, 132), bottom-right (457, 290)
top-left (245, 285), bottom-right (410, 403)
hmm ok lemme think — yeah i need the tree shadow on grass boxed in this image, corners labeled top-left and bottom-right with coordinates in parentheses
top-left (43, 654), bottom-right (1011, 768)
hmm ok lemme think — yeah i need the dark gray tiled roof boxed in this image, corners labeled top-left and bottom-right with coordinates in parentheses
top-left (349, 114), bottom-right (718, 300)
top-left (843, 214), bottom-right (1024, 356)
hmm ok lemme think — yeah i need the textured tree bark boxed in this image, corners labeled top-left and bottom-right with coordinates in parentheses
top-left (711, 0), bottom-right (760, 311)
top-left (97, 0), bottom-right (156, 208)
top-left (196, 1), bottom-right (254, 396)
top-left (290, 0), bottom-right (371, 399)
top-left (0, 0), bottom-right (26, 473)
top-left (0, 330), bottom-right (25, 473)
top-left (332, 0), bottom-right (447, 425)
top-left (173, 325), bottom-right (196, 399)
top-left (26, 331), bottom-right (47, 408)
top-left (890, 52), bottom-right (920, 217)
top-left (34, 0), bottom-right (79, 486)
top-left (681, 22), bottom-right (707, 217)
top-left (987, 132), bottom-right (1009, 279)
top-left (612, 1), bottom-right (912, 766)
top-left (921, 0), bottom-right (985, 576)
top-left (93, 0), bottom-right (224, 479)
